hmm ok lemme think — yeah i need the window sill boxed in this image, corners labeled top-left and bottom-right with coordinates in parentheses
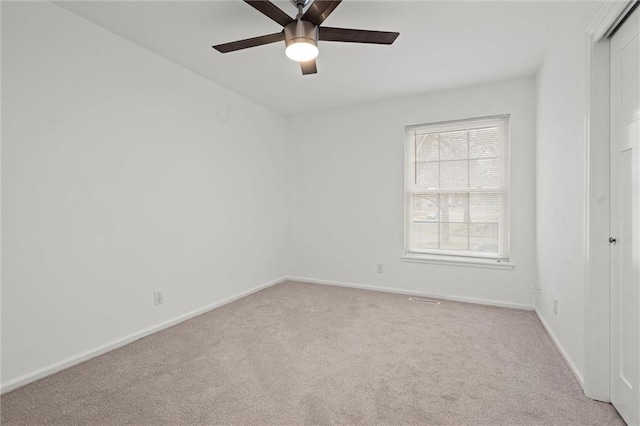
top-left (401, 254), bottom-right (514, 270)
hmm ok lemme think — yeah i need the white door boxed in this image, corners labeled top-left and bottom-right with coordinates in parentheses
top-left (611, 5), bottom-right (640, 426)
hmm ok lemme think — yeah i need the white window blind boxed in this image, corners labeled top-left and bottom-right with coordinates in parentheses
top-left (404, 115), bottom-right (510, 260)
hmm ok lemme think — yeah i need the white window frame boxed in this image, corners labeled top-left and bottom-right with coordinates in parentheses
top-left (402, 114), bottom-right (512, 269)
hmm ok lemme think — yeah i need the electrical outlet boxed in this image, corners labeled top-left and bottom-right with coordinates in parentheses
top-left (553, 298), bottom-right (558, 315)
top-left (376, 263), bottom-right (383, 273)
top-left (154, 289), bottom-right (164, 306)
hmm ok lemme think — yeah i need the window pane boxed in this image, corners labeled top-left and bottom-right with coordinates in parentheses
top-left (439, 193), bottom-right (468, 223)
top-left (469, 127), bottom-right (499, 159)
top-left (412, 222), bottom-right (439, 250)
top-left (469, 158), bottom-right (499, 188)
top-left (405, 116), bottom-right (508, 259)
top-left (470, 193), bottom-right (499, 222)
top-left (440, 160), bottom-right (468, 189)
top-left (413, 195), bottom-right (439, 222)
top-left (439, 130), bottom-right (468, 160)
top-left (415, 163), bottom-right (439, 188)
top-left (416, 133), bottom-right (439, 162)
top-left (469, 223), bottom-right (499, 253)
top-left (439, 223), bottom-right (469, 250)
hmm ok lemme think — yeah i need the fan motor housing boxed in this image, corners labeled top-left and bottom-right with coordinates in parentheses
top-left (284, 20), bottom-right (318, 48)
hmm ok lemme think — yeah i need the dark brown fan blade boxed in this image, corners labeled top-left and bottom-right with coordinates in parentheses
top-left (302, 0), bottom-right (342, 26)
top-left (300, 59), bottom-right (318, 75)
top-left (244, 1), bottom-right (294, 27)
top-left (319, 27), bottom-right (399, 44)
top-left (212, 32), bottom-right (284, 53)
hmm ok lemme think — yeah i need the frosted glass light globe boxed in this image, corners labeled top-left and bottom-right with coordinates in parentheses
top-left (285, 40), bottom-right (319, 62)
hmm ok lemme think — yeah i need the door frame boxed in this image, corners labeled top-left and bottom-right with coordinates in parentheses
top-left (584, 0), bottom-right (638, 402)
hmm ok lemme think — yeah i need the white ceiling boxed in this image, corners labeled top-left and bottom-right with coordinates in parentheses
top-left (56, 1), bottom-right (590, 116)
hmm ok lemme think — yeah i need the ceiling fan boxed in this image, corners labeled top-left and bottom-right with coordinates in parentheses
top-left (212, 0), bottom-right (400, 75)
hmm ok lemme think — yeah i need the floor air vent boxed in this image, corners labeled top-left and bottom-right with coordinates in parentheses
top-left (408, 297), bottom-right (441, 305)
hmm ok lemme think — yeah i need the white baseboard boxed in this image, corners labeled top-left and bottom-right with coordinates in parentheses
top-left (1, 276), bottom-right (556, 395)
top-left (534, 308), bottom-right (584, 386)
top-left (287, 276), bottom-right (535, 311)
top-left (0, 276), bottom-right (287, 394)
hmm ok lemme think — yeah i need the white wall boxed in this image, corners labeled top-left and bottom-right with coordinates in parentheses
top-left (535, 2), bottom-right (603, 383)
top-left (287, 78), bottom-right (537, 308)
top-left (1, 2), bottom-right (287, 390)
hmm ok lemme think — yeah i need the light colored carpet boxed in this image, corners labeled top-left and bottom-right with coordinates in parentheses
top-left (1, 281), bottom-right (623, 425)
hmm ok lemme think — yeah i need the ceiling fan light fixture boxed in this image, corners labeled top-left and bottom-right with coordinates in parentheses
top-left (212, 0), bottom-right (400, 75)
top-left (285, 39), bottom-right (318, 62)
top-left (284, 20), bottom-right (319, 62)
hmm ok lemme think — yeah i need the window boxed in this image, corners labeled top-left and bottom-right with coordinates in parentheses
top-left (404, 115), bottom-right (510, 264)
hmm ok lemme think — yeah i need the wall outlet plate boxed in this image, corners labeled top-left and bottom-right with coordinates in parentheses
top-left (154, 289), bottom-right (164, 306)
